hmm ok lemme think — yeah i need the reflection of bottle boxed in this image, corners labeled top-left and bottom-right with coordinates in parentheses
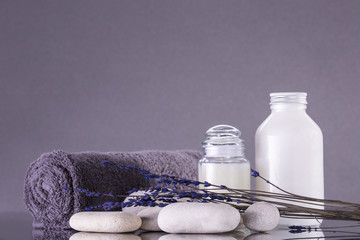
top-left (198, 125), bottom-right (250, 192)
top-left (244, 229), bottom-right (325, 240)
top-left (255, 93), bottom-right (324, 226)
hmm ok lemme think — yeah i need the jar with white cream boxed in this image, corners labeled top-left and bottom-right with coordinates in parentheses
top-left (198, 125), bottom-right (251, 193)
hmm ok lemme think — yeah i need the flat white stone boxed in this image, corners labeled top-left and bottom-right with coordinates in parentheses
top-left (243, 202), bottom-right (280, 232)
top-left (122, 205), bottom-right (148, 215)
top-left (70, 232), bottom-right (141, 240)
top-left (137, 207), bottom-right (162, 231)
top-left (122, 192), bottom-right (190, 215)
top-left (157, 202), bottom-right (241, 233)
top-left (69, 211), bottom-right (141, 233)
top-left (122, 191), bottom-right (150, 215)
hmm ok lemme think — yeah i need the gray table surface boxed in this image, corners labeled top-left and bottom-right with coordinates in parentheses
top-left (1, 212), bottom-right (359, 240)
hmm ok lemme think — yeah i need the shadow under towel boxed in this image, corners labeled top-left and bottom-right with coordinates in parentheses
top-left (24, 150), bottom-right (202, 229)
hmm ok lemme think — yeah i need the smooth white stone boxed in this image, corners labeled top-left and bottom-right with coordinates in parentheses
top-left (159, 234), bottom-right (236, 240)
top-left (122, 191), bottom-right (150, 215)
top-left (122, 205), bottom-right (149, 215)
top-left (69, 211), bottom-right (141, 233)
top-left (70, 232), bottom-right (141, 240)
top-left (243, 202), bottom-right (280, 232)
top-left (158, 202), bottom-right (241, 233)
top-left (122, 192), bottom-right (190, 215)
top-left (137, 207), bottom-right (162, 231)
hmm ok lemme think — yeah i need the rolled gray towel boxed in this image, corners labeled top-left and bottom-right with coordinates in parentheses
top-left (24, 150), bottom-right (202, 229)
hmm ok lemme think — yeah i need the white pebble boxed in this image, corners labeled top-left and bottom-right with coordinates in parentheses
top-left (243, 202), bottom-right (280, 232)
top-left (137, 207), bottom-right (162, 231)
top-left (122, 205), bottom-right (149, 215)
top-left (122, 192), bottom-right (191, 215)
top-left (69, 211), bottom-right (141, 233)
top-left (70, 232), bottom-right (141, 240)
top-left (122, 191), bottom-right (150, 215)
top-left (158, 202), bottom-right (241, 233)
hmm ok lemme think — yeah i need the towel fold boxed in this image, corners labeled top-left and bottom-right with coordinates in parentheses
top-left (24, 150), bottom-right (202, 229)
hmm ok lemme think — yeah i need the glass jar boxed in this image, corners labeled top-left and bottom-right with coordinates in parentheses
top-left (198, 125), bottom-right (250, 192)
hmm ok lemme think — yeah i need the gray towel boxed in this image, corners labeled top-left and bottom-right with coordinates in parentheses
top-left (24, 150), bottom-right (202, 229)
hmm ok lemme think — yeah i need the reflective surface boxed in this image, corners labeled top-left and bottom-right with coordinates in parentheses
top-left (1, 212), bottom-right (359, 240)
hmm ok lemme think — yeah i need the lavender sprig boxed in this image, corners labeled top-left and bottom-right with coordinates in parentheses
top-left (62, 160), bottom-right (360, 222)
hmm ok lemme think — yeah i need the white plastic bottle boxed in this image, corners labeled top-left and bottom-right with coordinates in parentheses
top-left (255, 92), bottom-right (324, 226)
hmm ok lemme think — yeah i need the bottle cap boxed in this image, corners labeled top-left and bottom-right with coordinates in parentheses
top-left (270, 92), bottom-right (307, 105)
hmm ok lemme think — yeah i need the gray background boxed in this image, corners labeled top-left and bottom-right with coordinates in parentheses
top-left (1, 0), bottom-right (360, 213)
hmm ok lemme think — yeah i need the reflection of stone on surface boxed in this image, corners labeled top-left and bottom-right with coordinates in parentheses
top-left (139, 231), bottom-right (167, 240)
top-left (32, 228), bottom-right (75, 240)
top-left (140, 229), bottom-right (249, 240)
top-left (244, 233), bottom-right (274, 240)
top-left (69, 232), bottom-right (141, 240)
top-left (159, 233), bottom-right (237, 240)
top-left (229, 225), bottom-right (251, 239)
